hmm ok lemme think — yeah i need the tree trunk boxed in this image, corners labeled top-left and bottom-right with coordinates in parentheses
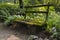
top-left (19, 0), bottom-right (23, 8)
top-left (14, 0), bottom-right (16, 4)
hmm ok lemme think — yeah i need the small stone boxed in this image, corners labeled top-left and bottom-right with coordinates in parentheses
top-left (7, 35), bottom-right (21, 40)
top-left (44, 38), bottom-right (49, 40)
top-left (28, 35), bottom-right (38, 40)
top-left (39, 37), bottom-right (43, 40)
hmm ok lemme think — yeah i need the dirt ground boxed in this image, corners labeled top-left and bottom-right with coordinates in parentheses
top-left (0, 23), bottom-right (51, 40)
top-left (0, 23), bottom-right (30, 40)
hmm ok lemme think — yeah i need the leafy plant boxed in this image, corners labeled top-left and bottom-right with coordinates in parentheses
top-left (0, 3), bottom-right (60, 35)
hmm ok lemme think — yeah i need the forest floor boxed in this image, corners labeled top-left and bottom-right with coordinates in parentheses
top-left (0, 22), bottom-right (51, 40)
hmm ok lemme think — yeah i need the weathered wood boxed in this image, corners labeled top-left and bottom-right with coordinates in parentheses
top-left (24, 4), bottom-right (52, 8)
top-left (18, 0), bottom-right (51, 27)
top-left (25, 11), bottom-right (47, 13)
top-left (46, 5), bottom-right (50, 20)
top-left (14, 21), bottom-right (46, 27)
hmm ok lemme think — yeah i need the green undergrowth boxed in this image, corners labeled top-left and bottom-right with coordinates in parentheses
top-left (0, 3), bottom-right (60, 35)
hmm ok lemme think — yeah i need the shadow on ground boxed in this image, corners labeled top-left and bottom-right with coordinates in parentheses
top-left (0, 23), bottom-right (29, 40)
top-left (0, 23), bottom-right (53, 40)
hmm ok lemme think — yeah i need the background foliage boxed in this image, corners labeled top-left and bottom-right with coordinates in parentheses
top-left (0, 0), bottom-right (60, 38)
